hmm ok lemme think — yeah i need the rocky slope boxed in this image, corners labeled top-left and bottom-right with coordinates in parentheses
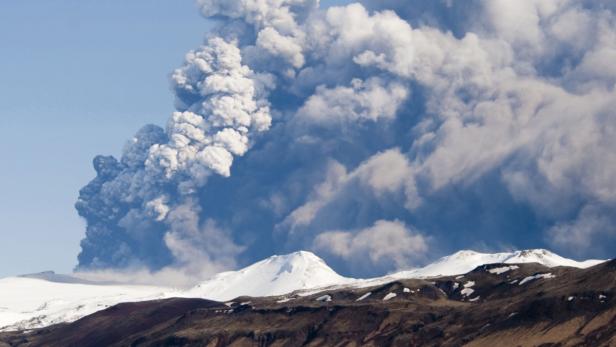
top-left (2, 259), bottom-right (616, 347)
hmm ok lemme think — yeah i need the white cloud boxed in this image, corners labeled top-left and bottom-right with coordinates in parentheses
top-left (313, 219), bottom-right (429, 270)
top-left (150, 37), bottom-right (272, 185)
top-left (297, 77), bottom-right (409, 124)
top-left (327, 2), bottom-right (616, 252)
top-left (547, 205), bottom-right (615, 254)
top-left (164, 200), bottom-right (243, 275)
top-left (256, 27), bottom-right (306, 68)
top-left (196, 0), bottom-right (318, 35)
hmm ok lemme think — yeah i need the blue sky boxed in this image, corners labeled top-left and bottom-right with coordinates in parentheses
top-left (0, 1), bottom-right (209, 277)
top-left (0, 0), bottom-right (352, 278)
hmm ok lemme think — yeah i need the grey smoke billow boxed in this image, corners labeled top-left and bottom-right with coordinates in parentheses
top-left (77, 0), bottom-right (616, 278)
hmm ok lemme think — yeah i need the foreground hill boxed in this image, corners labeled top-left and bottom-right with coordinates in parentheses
top-left (2, 258), bottom-right (616, 346)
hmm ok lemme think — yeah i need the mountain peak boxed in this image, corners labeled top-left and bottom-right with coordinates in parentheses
top-left (448, 250), bottom-right (482, 258)
top-left (183, 251), bottom-right (352, 301)
top-left (513, 249), bottom-right (553, 257)
top-left (265, 250), bottom-right (325, 264)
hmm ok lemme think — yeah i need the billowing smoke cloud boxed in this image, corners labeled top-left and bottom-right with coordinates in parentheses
top-left (77, 0), bottom-right (616, 278)
top-left (314, 219), bottom-right (429, 276)
top-left (77, 37), bottom-right (271, 275)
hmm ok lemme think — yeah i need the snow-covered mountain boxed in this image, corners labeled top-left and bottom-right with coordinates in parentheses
top-left (0, 276), bottom-right (168, 331)
top-left (0, 249), bottom-right (606, 331)
top-left (290, 249), bottom-right (606, 294)
top-left (389, 249), bottom-right (604, 280)
top-left (0, 251), bottom-right (351, 331)
top-left (181, 251), bottom-right (354, 301)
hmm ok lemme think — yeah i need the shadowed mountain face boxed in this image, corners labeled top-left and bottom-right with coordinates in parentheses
top-left (2, 260), bottom-right (616, 347)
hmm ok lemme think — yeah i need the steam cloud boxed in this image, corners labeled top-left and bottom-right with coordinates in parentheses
top-left (77, 0), bottom-right (616, 278)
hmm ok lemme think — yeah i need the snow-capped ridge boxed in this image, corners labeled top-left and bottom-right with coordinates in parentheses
top-left (389, 248), bottom-right (604, 280)
top-left (503, 249), bottom-right (602, 268)
top-left (0, 249), bottom-right (606, 332)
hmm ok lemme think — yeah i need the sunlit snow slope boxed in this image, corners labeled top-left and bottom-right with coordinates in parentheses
top-left (0, 277), bottom-right (167, 331)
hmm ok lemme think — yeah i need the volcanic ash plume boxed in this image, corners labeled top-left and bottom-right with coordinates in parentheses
top-left (76, 37), bottom-right (271, 274)
top-left (77, 0), bottom-right (616, 279)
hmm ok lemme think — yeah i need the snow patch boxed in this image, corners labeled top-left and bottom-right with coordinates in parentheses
top-left (461, 288), bottom-right (475, 297)
top-left (463, 281), bottom-right (475, 288)
top-left (383, 292), bottom-right (397, 301)
top-left (518, 273), bottom-right (555, 285)
top-left (316, 295), bottom-right (332, 302)
top-left (460, 281), bottom-right (475, 297)
top-left (356, 292), bottom-right (372, 301)
top-left (488, 265), bottom-right (519, 275)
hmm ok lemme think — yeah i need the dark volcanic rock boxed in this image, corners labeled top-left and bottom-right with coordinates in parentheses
top-left (2, 261), bottom-right (616, 347)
